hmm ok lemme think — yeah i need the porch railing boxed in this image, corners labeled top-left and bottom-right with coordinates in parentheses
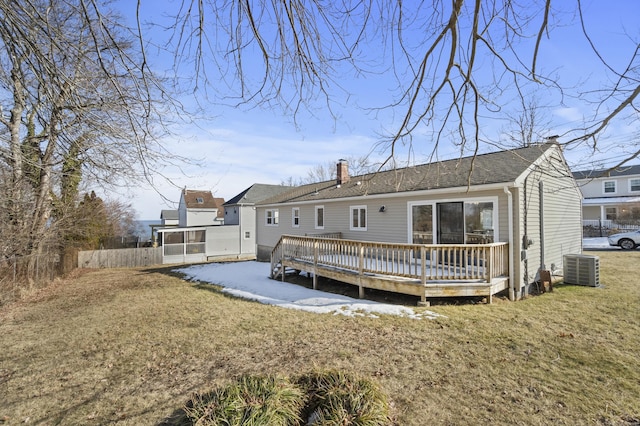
top-left (271, 235), bottom-right (508, 283)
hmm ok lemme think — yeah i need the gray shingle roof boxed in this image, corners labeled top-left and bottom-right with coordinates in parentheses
top-left (224, 184), bottom-right (292, 205)
top-left (573, 164), bottom-right (640, 180)
top-left (259, 143), bottom-right (557, 205)
top-left (160, 209), bottom-right (178, 220)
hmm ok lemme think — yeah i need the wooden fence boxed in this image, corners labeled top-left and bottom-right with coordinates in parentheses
top-left (78, 247), bottom-right (162, 268)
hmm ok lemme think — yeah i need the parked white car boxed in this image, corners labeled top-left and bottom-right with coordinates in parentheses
top-left (608, 230), bottom-right (640, 250)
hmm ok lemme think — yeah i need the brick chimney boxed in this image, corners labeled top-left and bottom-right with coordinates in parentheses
top-left (337, 159), bottom-right (349, 185)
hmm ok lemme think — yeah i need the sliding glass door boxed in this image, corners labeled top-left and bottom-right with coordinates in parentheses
top-left (437, 202), bottom-right (464, 244)
top-left (410, 199), bottom-right (495, 245)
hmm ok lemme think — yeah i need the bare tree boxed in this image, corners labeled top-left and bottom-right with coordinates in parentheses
top-left (3, 0), bottom-right (637, 265)
top-left (148, 0), bottom-right (639, 166)
top-left (281, 155), bottom-right (381, 186)
top-left (0, 0), bottom-right (177, 258)
top-left (503, 96), bottom-right (553, 148)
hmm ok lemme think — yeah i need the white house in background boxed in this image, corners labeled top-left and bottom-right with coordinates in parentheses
top-left (573, 165), bottom-right (640, 228)
top-left (178, 189), bottom-right (225, 227)
top-left (157, 185), bottom-right (289, 264)
top-left (223, 184), bottom-right (291, 255)
top-left (160, 209), bottom-right (179, 226)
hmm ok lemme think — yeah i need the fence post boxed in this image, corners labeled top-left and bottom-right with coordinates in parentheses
top-left (599, 219), bottom-right (603, 238)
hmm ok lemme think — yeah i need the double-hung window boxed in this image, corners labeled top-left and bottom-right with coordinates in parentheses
top-left (350, 206), bottom-right (367, 231)
top-left (315, 206), bottom-right (324, 229)
top-left (266, 209), bottom-right (279, 226)
top-left (292, 208), bottom-right (300, 227)
top-left (603, 180), bottom-right (616, 194)
top-left (629, 178), bottom-right (640, 192)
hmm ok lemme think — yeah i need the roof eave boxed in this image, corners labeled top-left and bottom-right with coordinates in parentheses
top-left (257, 181), bottom-right (518, 208)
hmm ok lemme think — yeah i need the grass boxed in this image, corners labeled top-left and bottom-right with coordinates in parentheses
top-left (0, 251), bottom-right (639, 425)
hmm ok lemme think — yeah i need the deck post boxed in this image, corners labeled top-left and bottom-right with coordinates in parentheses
top-left (281, 237), bottom-right (287, 282)
top-left (420, 246), bottom-right (427, 304)
top-left (358, 242), bottom-right (365, 299)
top-left (487, 246), bottom-right (493, 282)
top-left (313, 240), bottom-right (319, 290)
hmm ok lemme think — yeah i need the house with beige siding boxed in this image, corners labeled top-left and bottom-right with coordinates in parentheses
top-left (256, 143), bottom-right (582, 301)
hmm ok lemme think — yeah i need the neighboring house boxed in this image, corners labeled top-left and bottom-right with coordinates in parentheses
top-left (156, 189), bottom-right (226, 263)
top-left (223, 184), bottom-right (292, 256)
top-left (256, 143), bottom-right (583, 300)
top-left (573, 165), bottom-right (640, 228)
top-left (157, 186), bottom-right (289, 264)
top-left (160, 209), bottom-right (179, 226)
top-left (149, 210), bottom-right (179, 246)
top-left (178, 189), bottom-right (225, 227)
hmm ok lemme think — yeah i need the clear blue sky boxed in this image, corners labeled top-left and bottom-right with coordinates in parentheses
top-left (107, 1), bottom-right (640, 219)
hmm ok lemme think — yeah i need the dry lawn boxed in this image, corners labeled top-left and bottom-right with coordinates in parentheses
top-left (1, 251), bottom-right (639, 425)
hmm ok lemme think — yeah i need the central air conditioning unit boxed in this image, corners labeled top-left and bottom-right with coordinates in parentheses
top-left (563, 254), bottom-right (600, 287)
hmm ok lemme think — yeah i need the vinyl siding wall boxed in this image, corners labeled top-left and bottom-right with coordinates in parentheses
top-left (256, 188), bottom-right (511, 260)
top-left (577, 174), bottom-right (640, 198)
top-left (239, 205), bottom-right (257, 254)
top-left (186, 210), bottom-right (220, 227)
top-left (514, 149), bottom-right (582, 295)
top-left (540, 155), bottom-right (583, 272)
top-left (224, 205), bottom-right (240, 225)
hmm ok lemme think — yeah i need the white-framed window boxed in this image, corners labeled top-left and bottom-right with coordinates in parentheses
top-left (292, 208), bottom-right (300, 227)
top-left (315, 205), bottom-right (324, 229)
top-left (605, 207), bottom-right (617, 220)
top-left (603, 180), bottom-right (617, 194)
top-left (629, 178), bottom-right (640, 192)
top-left (266, 209), bottom-right (279, 226)
top-left (350, 205), bottom-right (367, 230)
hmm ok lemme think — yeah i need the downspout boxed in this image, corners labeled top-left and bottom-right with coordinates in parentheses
top-left (539, 181), bottom-right (545, 271)
top-left (504, 186), bottom-right (515, 301)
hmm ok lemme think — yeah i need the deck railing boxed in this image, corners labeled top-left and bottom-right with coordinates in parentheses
top-left (271, 235), bottom-right (508, 283)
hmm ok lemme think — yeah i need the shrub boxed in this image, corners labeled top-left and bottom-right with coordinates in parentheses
top-left (298, 370), bottom-right (391, 426)
top-left (184, 375), bottom-right (305, 426)
top-left (182, 370), bottom-right (391, 426)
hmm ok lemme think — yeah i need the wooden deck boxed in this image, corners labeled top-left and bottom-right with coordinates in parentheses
top-left (270, 235), bottom-right (510, 304)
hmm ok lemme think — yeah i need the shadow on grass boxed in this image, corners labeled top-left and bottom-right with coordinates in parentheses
top-left (157, 407), bottom-right (190, 426)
